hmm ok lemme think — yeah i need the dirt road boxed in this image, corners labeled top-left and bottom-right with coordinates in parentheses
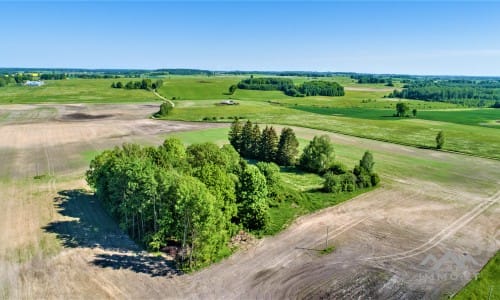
top-left (0, 104), bottom-right (498, 299)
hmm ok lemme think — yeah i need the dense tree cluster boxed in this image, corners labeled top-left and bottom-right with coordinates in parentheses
top-left (299, 81), bottom-right (344, 96)
top-left (324, 151), bottom-right (380, 193)
top-left (111, 79), bottom-right (163, 91)
top-left (235, 77), bottom-right (344, 97)
top-left (40, 73), bottom-right (67, 80)
top-left (351, 75), bottom-right (387, 84)
top-left (0, 76), bottom-right (14, 87)
top-left (228, 119), bottom-right (299, 166)
top-left (237, 77), bottom-right (295, 92)
top-left (388, 80), bottom-right (500, 106)
top-left (86, 139), bottom-right (282, 269)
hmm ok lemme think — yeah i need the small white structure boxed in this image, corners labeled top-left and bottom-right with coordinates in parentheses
top-left (220, 100), bottom-right (236, 105)
top-left (24, 80), bottom-right (44, 87)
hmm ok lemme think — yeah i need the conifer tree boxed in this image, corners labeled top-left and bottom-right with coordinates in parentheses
top-left (240, 120), bottom-right (253, 157)
top-left (276, 127), bottom-right (299, 166)
top-left (249, 124), bottom-right (261, 159)
top-left (259, 126), bottom-right (278, 162)
top-left (228, 119), bottom-right (243, 153)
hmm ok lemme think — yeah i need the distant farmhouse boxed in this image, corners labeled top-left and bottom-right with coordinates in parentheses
top-left (24, 80), bottom-right (44, 87)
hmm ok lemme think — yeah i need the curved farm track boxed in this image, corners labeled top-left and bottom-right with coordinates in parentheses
top-left (0, 104), bottom-right (498, 299)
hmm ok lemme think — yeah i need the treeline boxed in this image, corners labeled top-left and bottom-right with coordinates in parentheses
top-left (87, 139), bottom-right (287, 269)
top-left (351, 75), bottom-right (393, 86)
top-left (40, 73), bottom-right (67, 80)
top-left (388, 80), bottom-right (500, 106)
top-left (229, 119), bottom-right (299, 166)
top-left (111, 79), bottom-right (163, 90)
top-left (236, 77), bottom-right (344, 97)
top-left (300, 81), bottom-right (345, 96)
top-left (229, 119), bottom-right (379, 192)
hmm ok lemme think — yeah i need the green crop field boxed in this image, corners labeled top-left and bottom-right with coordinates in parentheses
top-left (0, 78), bottom-right (159, 104)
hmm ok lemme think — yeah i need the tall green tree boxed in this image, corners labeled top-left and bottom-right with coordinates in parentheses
top-left (240, 120), bottom-right (254, 157)
top-left (169, 175), bottom-right (226, 268)
top-left (249, 124), bottom-right (261, 159)
top-left (396, 102), bottom-right (409, 117)
top-left (237, 165), bottom-right (269, 230)
top-left (299, 135), bottom-right (335, 174)
top-left (436, 130), bottom-right (445, 149)
top-left (276, 127), bottom-right (299, 166)
top-left (228, 119), bottom-right (243, 153)
top-left (259, 126), bottom-right (278, 162)
top-left (359, 151), bottom-right (374, 173)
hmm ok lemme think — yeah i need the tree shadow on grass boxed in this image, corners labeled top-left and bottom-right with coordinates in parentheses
top-left (92, 253), bottom-right (179, 277)
top-left (43, 189), bottom-right (140, 252)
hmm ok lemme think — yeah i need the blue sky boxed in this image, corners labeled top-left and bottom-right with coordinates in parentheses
top-left (1, 1), bottom-right (500, 75)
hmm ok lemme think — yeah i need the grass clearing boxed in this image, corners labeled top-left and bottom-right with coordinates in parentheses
top-left (453, 251), bottom-right (499, 299)
top-left (0, 78), bottom-right (159, 104)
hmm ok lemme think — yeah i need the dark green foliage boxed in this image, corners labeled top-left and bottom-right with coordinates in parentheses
top-left (354, 165), bottom-right (372, 188)
top-left (256, 162), bottom-right (281, 199)
top-left (299, 135), bottom-right (335, 174)
top-left (412, 108), bottom-right (417, 117)
top-left (240, 120), bottom-right (254, 158)
top-left (86, 137), bottom-right (289, 269)
top-left (323, 172), bottom-right (341, 193)
top-left (237, 77), bottom-right (294, 91)
top-left (298, 81), bottom-right (344, 96)
top-left (492, 101), bottom-right (500, 108)
top-left (396, 102), bottom-right (410, 117)
top-left (323, 172), bottom-right (357, 193)
top-left (228, 119), bottom-right (243, 153)
top-left (352, 75), bottom-right (387, 84)
top-left (388, 80), bottom-right (500, 105)
top-left (236, 77), bottom-right (344, 97)
top-left (436, 130), bottom-right (445, 149)
top-left (258, 126), bottom-right (279, 162)
top-left (359, 151), bottom-right (374, 173)
top-left (249, 124), bottom-right (261, 159)
top-left (155, 101), bottom-right (174, 117)
top-left (228, 84), bottom-right (237, 95)
top-left (327, 162), bottom-right (348, 175)
top-left (114, 79), bottom-right (157, 91)
top-left (276, 127), bottom-right (299, 166)
top-left (237, 165), bottom-right (269, 230)
top-left (152, 79), bottom-right (163, 90)
top-left (352, 151), bottom-right (380, 189)
top-left (370, 173), bottom-right (380, 186)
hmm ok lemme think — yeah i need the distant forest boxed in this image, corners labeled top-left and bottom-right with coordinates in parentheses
top-left (351, 75), bottom-right (393, 86)
top-left (388, 80), bottom-right (500, 107)
top-left (236, 77), bottom-right (344, 97)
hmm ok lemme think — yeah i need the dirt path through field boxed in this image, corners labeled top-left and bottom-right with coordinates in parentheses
top-left (0, 103), bottom-right (498, 299)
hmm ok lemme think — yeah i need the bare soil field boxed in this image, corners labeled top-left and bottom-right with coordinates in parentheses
top-left (0, 104), bottom-right (498, 299)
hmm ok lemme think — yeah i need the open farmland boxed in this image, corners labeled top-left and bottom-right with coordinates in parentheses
top-left (0, 103), bottom-right (498, 299)
top-left (0, 79), bottom-right (159, 104)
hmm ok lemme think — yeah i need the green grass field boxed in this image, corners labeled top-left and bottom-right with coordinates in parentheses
top-left (453, 251), bottom-right (499, 299)
top-left (1, 75), bottom-right (498, 159)
top-left (292, 106), bottom-right (500, 128)
top-left (0, 78), bottom-right (158, 104)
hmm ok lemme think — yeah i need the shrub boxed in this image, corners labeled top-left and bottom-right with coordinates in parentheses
top-left (323, 172), bottom-right (341, 193)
